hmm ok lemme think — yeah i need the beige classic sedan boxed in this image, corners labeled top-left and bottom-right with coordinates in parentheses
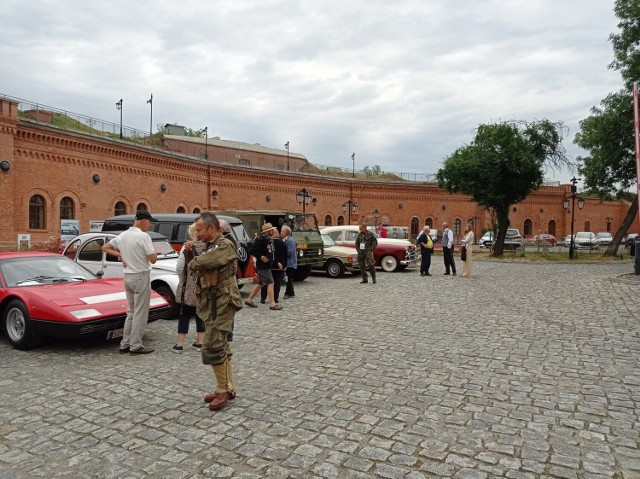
top-left (313, 234), bottom-right (360, 278)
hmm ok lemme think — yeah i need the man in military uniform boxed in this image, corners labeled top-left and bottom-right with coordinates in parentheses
top-left (188, 211), bottom-right (243, 411)
top-left (355, 223), bottom-right (378, 284)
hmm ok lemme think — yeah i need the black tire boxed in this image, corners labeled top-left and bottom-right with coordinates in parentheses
top-left (152, 283), bottom-right (178, 320)
top-left (325, 259), bottom-right (345, 278)
top-left (292, 265), bottom-right (312, 281)
top-left (3, 299), bottom-right (41, 350)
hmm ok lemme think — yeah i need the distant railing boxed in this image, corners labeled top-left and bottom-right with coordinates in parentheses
top-left (2, 92), bottom-right (565, 185)
top-left (2, 93), bottom-right (156, 147)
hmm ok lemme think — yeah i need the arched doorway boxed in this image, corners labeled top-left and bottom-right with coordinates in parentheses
top-left (547, 220), bottom-right (556, 237)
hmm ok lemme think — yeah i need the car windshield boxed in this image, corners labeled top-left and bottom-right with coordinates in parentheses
top-left (321, 234), bottom-right (337, 247)
top-left (289, 213), bottom-right (318, 232)
top-left (153, 239), bottom-right (179, 258)
top-left (0, 255), bottom-right (98, 287)
top-left (575, 232), bottom-right (591, 238)
top-left (597, 233), bottom-right (611, 238)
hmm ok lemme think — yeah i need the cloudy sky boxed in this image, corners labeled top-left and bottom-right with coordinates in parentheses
top-left (1, 1), bottom-right (623, 183)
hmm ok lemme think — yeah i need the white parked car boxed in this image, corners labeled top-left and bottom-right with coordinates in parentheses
top-left (62, 232), bottom-right (180, 318)
top-left (595, 232), bottom-right (613, 246)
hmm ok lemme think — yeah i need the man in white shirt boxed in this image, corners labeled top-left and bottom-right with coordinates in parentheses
top-left (441, 222), bottom-right (456, 276)
top-left (102, 211), bottom-right (158, 354)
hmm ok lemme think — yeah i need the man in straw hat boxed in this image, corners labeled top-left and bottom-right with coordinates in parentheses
top-left (244, 223), bottom-right (283, 310)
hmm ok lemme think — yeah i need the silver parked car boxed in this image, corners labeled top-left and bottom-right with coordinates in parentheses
top-left (595, 232), bottom-right (613, 246)
top-left (574, 232), bottom-right (599, 249)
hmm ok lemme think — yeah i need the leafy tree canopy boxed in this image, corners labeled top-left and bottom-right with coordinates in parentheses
top-left (437, 120), bottom-right (570, 255)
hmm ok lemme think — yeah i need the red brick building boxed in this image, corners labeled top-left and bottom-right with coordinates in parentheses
top-left (0, 95), bottom-right (634, 251)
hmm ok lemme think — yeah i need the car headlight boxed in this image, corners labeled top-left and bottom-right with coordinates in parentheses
top-left (318, 249), bottom-right (322, 256)
top-left (298, 250), bottom-right (304, 257)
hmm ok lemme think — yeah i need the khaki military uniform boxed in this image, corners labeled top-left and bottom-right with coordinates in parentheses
top-left (188, 235), bottom-right (243, 366)
top-left (355, 230), bottom-right (378, 282)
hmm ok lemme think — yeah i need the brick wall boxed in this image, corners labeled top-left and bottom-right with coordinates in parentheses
top-left (0, 111), bottom-right (635, 251)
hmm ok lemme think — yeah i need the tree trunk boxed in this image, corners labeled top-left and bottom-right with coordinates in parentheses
top-left (604, 194), bottom-right (638, 256)
top-left (491, 206), bottom-right (511, 257)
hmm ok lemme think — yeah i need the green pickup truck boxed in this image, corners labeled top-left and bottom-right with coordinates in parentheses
top-left (217, 210), bottom-right (324, 281)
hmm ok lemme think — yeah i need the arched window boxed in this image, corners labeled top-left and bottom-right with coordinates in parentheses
top-left (193, 207), bottom-right (201, 214)
top-left (523, 219), bottom-right (533, 237)
top-left (177, 206), bottom-right (186, 213)
top-left (547, 220), bottom-right (556, 237)
top-left (584, 220), bottom-right (590, 232)
top-left (114, 201), bottom-right (127, 216)
top-left (60, 197), bottom-right (74, 219)
top-left (425, 218), bottom-right (433, 228)
top-left (324, 215), bottom-right (332, 226)
top-left (454, 218), bottom-right (462, 238)
top-left (29, 195), bottom-right (46, 229)
top-left (136, 203), bottom-right (148, 213)
top-left (337, 215), bottom-right (344, 225)
top-left (410, 217), bottom-right (420, 238)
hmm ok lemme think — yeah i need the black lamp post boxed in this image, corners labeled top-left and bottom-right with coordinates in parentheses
top-left (372, 209), bottom-right (380, 227)
top-left (147, 94), bottom-right (153, 138)
top-left (203, 127), bottom-right (208, 160)
top-left (285, 141), bottom-right (290, 171)
top-left (115, 99), bottom-right (123, 139)
top-left (341, 200), bottom-right (358, 225)
top-left (296, 188), bottom-right (312, 213)
top-left (563, 177), bottom-right (584, 260)
top-left (351, 152), bottom-right (355, 178)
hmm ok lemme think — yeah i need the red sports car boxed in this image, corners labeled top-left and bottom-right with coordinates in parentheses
top-left (0, 252), bottom-right (170, 350)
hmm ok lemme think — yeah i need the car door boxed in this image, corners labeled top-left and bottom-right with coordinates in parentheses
top-left (77, 236), bottom-right (122, 278)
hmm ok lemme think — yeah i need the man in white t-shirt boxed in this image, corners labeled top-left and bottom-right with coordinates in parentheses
top-left (102, 211), bottom-right (158, 354)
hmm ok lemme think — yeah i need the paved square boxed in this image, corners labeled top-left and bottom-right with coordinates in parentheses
top-left (1, 260), bottom-right (639, 478)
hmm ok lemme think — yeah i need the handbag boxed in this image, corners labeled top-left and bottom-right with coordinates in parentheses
top-left (460, 245), bottom-right (467, 261)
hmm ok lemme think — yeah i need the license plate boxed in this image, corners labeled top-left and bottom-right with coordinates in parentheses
top-left (237, 277), bottom-right (254, 285)
top-left (107, 328), bottom-right (124, 340)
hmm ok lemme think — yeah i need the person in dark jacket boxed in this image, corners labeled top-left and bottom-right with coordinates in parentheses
top-left (260, 233), bottom-right (286, 304)
top-left (244, 223), bottom-right (283, 310)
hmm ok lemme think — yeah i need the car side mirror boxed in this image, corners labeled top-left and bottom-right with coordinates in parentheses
top-left (96, 271), bottom-right (105, 278)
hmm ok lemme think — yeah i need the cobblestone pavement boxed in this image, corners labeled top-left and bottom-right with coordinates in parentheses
top-left (1, 260), bottom-right (639, 479)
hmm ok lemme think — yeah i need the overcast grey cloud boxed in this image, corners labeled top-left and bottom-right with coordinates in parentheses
top-left (0, 0), bottom-right (622, 182)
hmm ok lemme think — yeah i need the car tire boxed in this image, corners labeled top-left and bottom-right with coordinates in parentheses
top-left (380, 255), bottom-right (398, 272)
top-left (152, 283), bottom-right (178, 320)
top-left (325, 259), bottom-right (345, 278)
top-left (3, 299), bottom-right (41, 350)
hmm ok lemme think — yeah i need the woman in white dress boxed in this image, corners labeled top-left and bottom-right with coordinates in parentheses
top-left (461, 223), bottom-right (474, 278)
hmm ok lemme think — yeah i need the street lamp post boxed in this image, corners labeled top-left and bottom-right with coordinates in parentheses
top-left (372, 209), bottom-right (380, 228)
top-left (563, 177), bottom-right (584, 260)
top-left (115, 99), bottom-right (123, 139)
top-left (203, 127), bottom-right (208, 160)
top-left (473, 216), bottom-right (479, 244)
top-left (296, 188), bottom-right (311, 213)
top-left (351, 153), bottom-right (355, 178)
top-left (147, 94), bottom-right (153, 138)
top-left (341, 200), bottom-right (358, 225)
top-left (285, 141), bottom-right (290, 171)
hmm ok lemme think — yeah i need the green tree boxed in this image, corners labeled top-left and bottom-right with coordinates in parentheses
top-left (574, 0), bottom-right (640, 255)
top-left (437, 120), bottom-right (570, 256)
top-left (361, 165), bottom-right (383, 177)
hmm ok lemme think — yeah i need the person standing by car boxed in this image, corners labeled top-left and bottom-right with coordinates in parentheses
top-left (172, 223), bottom-right (205, 353)
top-left (245, 223), bottom-right (282, 310)
top-left (355, 224), bottom-right (378, 284)
top-left (281, 225), bottom-right (297, 299)
top-left (188, 211), bottom-right (243, 411)
top-left (442, 222), bottom-right (456, 276)
top-left (101, 210), bottom-right (158, 355)
top-left (417, 225), bottom-right (434, 276)
top-left (260, 228), bottom-right (286, 304)
top-left (461, 223), bottom-right (474, 278)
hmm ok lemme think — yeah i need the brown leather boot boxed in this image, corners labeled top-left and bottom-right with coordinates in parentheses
top-left (207, 363), bottom-right (231, 410)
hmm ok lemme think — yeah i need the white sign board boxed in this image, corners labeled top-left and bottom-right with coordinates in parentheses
top-left (60, 219), bottom-right (80, 243)
top-left (90, 220), bottom-right (104, 232)
top-left (17, 234), bottom-right (31, 250)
